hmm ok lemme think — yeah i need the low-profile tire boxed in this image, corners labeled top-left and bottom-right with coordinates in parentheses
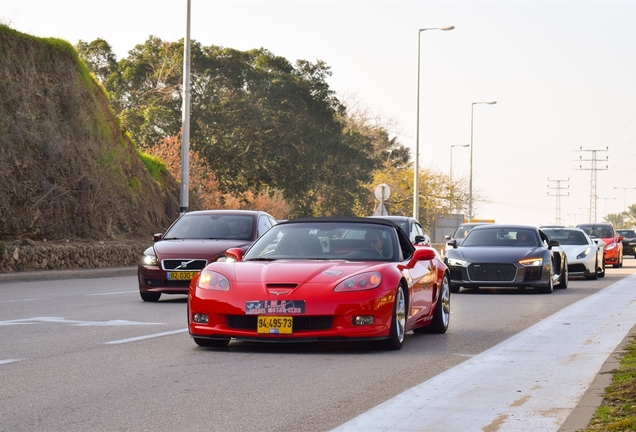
top-left (372, 285), bottom-right (406, 350)
top-left (140, 291), bottom-right (161, 302)
top-left (414, 273), bottom-right (450, 334)
top-left (193, 337), bottom-right (230, 348)
top-left (539, 274), bottom-right (554, 294)
top-left (558, 263), bottom-right (568, 289)
top-left (599, 259), bottom-right (606, 278)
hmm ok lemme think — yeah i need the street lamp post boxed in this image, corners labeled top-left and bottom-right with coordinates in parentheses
top-left (413, 25), bottom-right (455, 221)
top-left (468, 101), bottom-right (497, 222)
top-left (449, 144), bottom-right (469, 212)
top-left (614, 187), bottom-right (636, 213)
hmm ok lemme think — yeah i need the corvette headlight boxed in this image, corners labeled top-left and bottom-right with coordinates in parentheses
top-left (577, 247), bottom-right (591, 259)
top-left (446, 258), bottom-right (467, 267)
top-left (141, 253), bottom-right (158, 266)
top-left (519, 258), bottom-right (543, 266)
top-left (334, 272), bottom-right (382, 292)
top-left (197, 270), bottom-right (231, 291)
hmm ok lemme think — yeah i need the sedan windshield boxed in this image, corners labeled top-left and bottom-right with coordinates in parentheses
top-left (164, 214), bottom-right (253, 240)
top-left (244, 222), bottom-right (396, 261)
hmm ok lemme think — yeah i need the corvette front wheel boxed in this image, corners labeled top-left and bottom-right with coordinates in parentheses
top-left (373, 285), bottom-right (406, 350)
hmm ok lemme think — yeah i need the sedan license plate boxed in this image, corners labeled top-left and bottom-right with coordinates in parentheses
top-left (167, 271), bottom-right (198, 281)
top-left (257, 316), bottom-right (293, 334)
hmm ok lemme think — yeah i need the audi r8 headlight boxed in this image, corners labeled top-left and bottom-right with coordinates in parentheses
top-left (519, 258), bottom-right (543, 267)
top-left (446, 258), bottom-right (467, 267)
top-left (141, 253), bottom-right (158, 266)
top-left (334, 272), bottom-right (382, 292)
top-left (197, 270), bottom-right (231, 291)
top-left (577, 247), bottom-right (591, 259)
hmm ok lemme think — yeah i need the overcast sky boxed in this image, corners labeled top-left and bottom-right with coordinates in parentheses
top-left (2, 0), bottom-right (635, 226)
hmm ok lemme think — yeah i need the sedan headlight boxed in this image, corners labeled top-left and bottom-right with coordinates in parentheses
top-left (446, 258), bottom-right (468, 267)
top-left (519, 258), bottom-right (543, 267)
top-left (577, 247), bottom-right (591, 259)
top-left (197, 270), bottom-right (231, 291)
top-left (334, 272), bottom-right (382, 292)
top-left (141, 253), bottom-right (158, 266)
top-left (605, 241), bottom-right (617, 251)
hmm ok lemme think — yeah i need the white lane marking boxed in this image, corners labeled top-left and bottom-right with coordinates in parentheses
top-left (0, 358), bottom-right (25, 365)
top-left (0, 317), bottom-right (163, 326)
top-left (105, 328), bottom-right (189, 344)
top-left (332, 273), bottom-right (636, 432)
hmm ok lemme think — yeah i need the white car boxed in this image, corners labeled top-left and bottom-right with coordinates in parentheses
top-left (542, 227), bottom-right (605, 280)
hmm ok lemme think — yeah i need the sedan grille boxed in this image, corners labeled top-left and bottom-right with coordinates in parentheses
top-left (162, 259), bottom-right (207, 271)
top-left (227, 315), bottom-right (333, 331)
top-left (467, 263), bottom-right (516, 282)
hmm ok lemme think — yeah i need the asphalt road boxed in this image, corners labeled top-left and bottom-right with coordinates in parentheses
top-left (0, 261), bottom-right (634, 431)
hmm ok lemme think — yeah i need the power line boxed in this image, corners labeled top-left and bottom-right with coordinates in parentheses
top-left (547, 178), bottom-right (569, 225)
top-left (580, 147), bottom-right (608, 223)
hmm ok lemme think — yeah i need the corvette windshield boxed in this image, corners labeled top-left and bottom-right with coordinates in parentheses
top-left (244, 222), bottom-right (395, 261)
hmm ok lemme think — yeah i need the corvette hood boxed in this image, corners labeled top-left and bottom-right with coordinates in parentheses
top-left (448, 246), bottom-right (546, 263)
top-left (153, 239), bottom-right (250, 257)
top-left (228, 261), bottom-right (381, 284)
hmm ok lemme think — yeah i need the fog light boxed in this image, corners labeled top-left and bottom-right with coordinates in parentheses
top-left (353, 315), bottom-right (374, 326)
top-left (193, 313), bottom-right (208, 324)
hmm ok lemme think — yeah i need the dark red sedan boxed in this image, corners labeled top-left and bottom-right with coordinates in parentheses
top-left (137, 210), bottom-right (277, 301)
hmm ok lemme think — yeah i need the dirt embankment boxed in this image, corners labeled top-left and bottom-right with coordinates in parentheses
top-left (0, 26), bottom-right (187, 272)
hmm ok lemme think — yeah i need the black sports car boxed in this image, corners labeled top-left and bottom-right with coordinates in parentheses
top-left (444, 224), bottom-right (567, 294)
top-left (617, 229), bottom-right (636, 257)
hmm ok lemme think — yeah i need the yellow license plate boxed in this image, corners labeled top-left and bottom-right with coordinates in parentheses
top-left (167, 271), bottom-right (198, 281)
top-left (257, 316), bottom-right (293, 334)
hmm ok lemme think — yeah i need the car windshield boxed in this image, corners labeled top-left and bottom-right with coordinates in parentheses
top-left (452, 224), bottom-right (481, 239)
top-left (618, 230), bottom-right (636, 237)
top-left (543, 229), bottom-right (588, 246)
top-left (578, 225), bottom-right (614, 238)
top-left (461, 228), bottom-right (540, 247)
top-left (244, 222), bottom-right (395, 261)
top-left (164, 214), bottom-right (253, 240)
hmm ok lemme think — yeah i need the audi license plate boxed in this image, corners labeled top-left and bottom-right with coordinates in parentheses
top-left (257, 316), bottom-right (293, 334)
top-left (167, 271), bottom-right (198, 281)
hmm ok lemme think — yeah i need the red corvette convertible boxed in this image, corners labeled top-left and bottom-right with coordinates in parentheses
top-left (188, 217), bottom-right (450, 350)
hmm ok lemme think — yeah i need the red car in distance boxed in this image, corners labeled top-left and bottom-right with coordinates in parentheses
top-left (137, 210), bottom-right (277, 302)
top-left (188, 217), bottom-right (450, 350)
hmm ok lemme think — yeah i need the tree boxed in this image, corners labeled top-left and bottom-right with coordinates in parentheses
top-left (604, 212), bottom-right (627, 228)
top-left (623, 203), bottom-right (636, 229)
top-left (76, 38), bottom-right (118, 85)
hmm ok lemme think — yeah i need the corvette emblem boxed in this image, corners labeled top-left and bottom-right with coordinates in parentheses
top-left (268, 290), bottom-right (292, 296)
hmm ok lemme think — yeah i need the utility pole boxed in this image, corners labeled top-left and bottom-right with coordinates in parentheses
top-left (547, 178), bottom-right (569, 225)
top-left (580, 147), bottom-right (608, 223)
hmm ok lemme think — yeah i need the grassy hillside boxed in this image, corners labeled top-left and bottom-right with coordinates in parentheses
top-left (0, 25), bottom-right (186, 241)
